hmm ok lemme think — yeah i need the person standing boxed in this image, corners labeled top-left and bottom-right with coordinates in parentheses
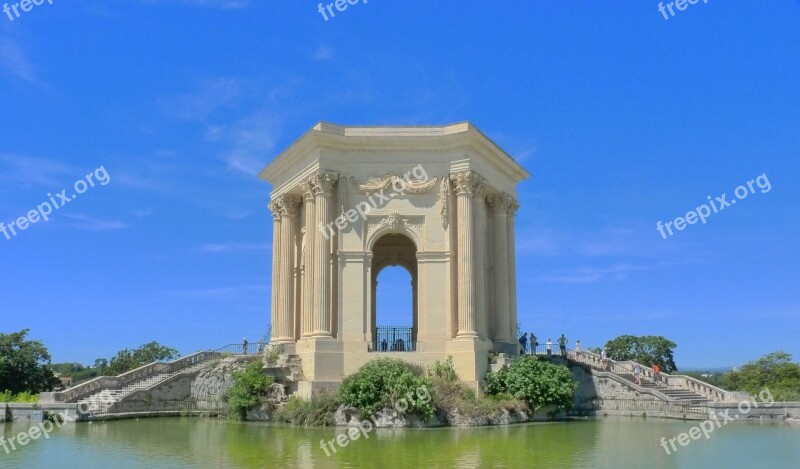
top-left (600, 347), bottom-right (608, 370)
top-left (633, 362), bottom-right (643, 386)
top-left (530, 333), bottom-right (538, 354)
top-left (518, 333), bottom-right (528, 355)
top-left (546, 339), bottom-right (553, 356)
top-left (652, 363), bottom-right (662, 386)
top-left (575, 340), bottom-right (582, 353)
top-left (242, 337), bottom-right (249, 355)
top-left (558, 334), bottom-right (568, 357)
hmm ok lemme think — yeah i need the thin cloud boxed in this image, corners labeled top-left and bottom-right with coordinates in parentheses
top-left (0, 37), bottom-right (36, 83)
top-left (533, 261), bottom-right (677, 284)
top-left (168, 284), bottom-right (268, 301)
top-left (0, 154), bottom-right (76, 188)
top-left (63, 214), bottom-right (127, 231)
top-left (312, 46), bottom-right (335, 61)
top-left (199, 242), bottom-right (269, 253)
top-left (160, 78), bottom-right (244, 121)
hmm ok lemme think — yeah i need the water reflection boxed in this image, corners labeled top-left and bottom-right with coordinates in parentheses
top-left (3, 417), bottom-right (799, 469)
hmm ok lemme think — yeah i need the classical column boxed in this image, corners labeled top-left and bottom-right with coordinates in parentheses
top-left (451, 171), bottom-right (478, 339)
top-left (268, 200), bottom-right (282, 343)
top-left (489, 193), bottom-right (512, 343)
top-left (473, 177), bottom-right (488, 339)
top-left (311, 172), bottom-right (337, 338)
top-left (506, 198), bottom-right (520, 342)
top-left (300, 181), bottom-right (316, 338)
top-left (272, 195), bottom-right (301, 344)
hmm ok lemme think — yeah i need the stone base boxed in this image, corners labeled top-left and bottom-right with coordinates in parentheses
top-left (296, 381), bottom-right (342, 400)
top-left (446, 338), bottom-right (492, 382)
top-left (295, 337), bottom-right (344, 382)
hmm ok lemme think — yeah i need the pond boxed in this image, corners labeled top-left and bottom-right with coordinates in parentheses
top-left (2, 417), bottom-right (798, 468)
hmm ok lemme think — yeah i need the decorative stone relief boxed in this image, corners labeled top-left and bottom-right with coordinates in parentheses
top-left (354, 174), bottom-right (439, 194)
top-left (366, 211), bottom-right (425, 241)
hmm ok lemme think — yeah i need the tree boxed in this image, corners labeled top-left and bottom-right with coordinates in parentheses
top-left (604, 335), bottom-right (678, 372)
top-left (105, 342), bottom-right (179, 376)
top-left (0, 329), bottom-right (60, 394)
top-left (722, 352), bottom-right (800, 401)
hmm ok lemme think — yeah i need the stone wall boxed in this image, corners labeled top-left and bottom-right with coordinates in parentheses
top-left (190, 357), bottom-right (253, 409)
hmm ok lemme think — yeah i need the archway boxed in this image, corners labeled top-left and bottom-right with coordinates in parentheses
top-left (371, 233), bottom-right (418, 351)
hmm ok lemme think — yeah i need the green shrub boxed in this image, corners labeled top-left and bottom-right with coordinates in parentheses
top-left (431, 378), bottom-right (527, 423)
top-left (339, 358), bottom-right (435, 418)
top-left (484, 356), bottom-right (576, 412)
top-left (429, 357), bottom-right (459, 382)
top-left (485, 367), bottom-right (508, 395)
top-left (223, 359), bottom-right (274, 419)
top-left (264, 345), bottom-right (284, 367)
top-left (275, 392), bottom-right (340, 426)
top-left (0, 390), bottom-right (39, 403)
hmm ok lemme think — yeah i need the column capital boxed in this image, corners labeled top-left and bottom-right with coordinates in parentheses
top-left (507, 198), bottom-right (520, 217)
top-left (488, 193), bottom-right (513, 214)
top-left (274, 194), bottom-right (302, 218)
top-left (450, 170), bottom-right (480, 195)
top-left (268, 200), bottom-right (282, 220)
top-left (311, 172), bottom-right (338, 196)
top-left (300, 181), bottom-right (316, 201)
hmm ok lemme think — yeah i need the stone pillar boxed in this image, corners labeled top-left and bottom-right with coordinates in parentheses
top-left (300, 181), bottom-right (316, 338)
top-left (473, 178), bottom-right (488, 339)
top-left (507, 198), bottom-right (520, 342)
top-left (273, 195), bottom-right (301, 344)
top-left (311, 173), bottom-right (337, 338)
top-left (268, 200), bottom-right (282, 343)
top-left (412, 277), bottom-right (418, 344)
top-left (451, 171), bottom-right (478, 339)
top-left (489, 194), bottom-right (511, 344)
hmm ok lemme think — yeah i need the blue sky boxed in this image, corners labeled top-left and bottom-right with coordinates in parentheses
top-left (1, 1), bottom-right (798, 369)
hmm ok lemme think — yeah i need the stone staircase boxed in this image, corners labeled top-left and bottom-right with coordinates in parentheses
top-left (263, 353), bottom-right (304, 383)
top-left (76, 361), bottom-right (211, 414)
top-left (556, 348), bottom-right (742, 403)
top-left (615, 372), bottom-right (708, 403)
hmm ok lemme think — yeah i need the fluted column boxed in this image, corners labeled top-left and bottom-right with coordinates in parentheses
top-left (272, 195), bottom-right (301, 344)
top-left (506, 198), bottom-right (520, 342)
top-left (451, 171), bottom-right (478, 339)
top-left (473, 178), bottom-right (488, 339)
top-left (311, 173), bottom-right (337, 338)
top-left (489, 194), bottom-right (512, 343)
top-left (300, 181), bottom-right (316, 338)
top-left (268, 200), bottom-right (282, 343)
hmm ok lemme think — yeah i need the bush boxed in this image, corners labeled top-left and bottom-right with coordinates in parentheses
top-left (223, 359), bottom-right (274, 419)
top-left (339, 358), bottom-right (435, 418)
top-left (485, 356), bottom-right (576, 412)
top-left (275, 392), bottom-right (340, 426)
top-left (429, 357), bottom-right (459, 382)
top-left (0, 390), bottom-right (39, 403)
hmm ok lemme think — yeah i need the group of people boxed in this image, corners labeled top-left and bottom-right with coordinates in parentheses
top-left (517, 334), bottom-right (667, 387)
top-left (518, 333), bottom-right (578, 358)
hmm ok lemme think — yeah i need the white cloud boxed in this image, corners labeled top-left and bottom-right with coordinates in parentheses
top-left (0, 154), bottom-right (75, 188)
top-left (63, 214), bottom-right (127, 231)
top-left (0, 37), bottom-right (37, 83)
top-left (199, 242), bottom-right (269, 253)
top-left (312, 46), bottom-right (334, 61)
top-left (532, 261), bottom-right (678, 284)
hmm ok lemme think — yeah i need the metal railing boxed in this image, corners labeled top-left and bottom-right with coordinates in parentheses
top-left (369, 326), bottom-right (416, 352)
top-left (587, 399), bottom-right (709, 417)
top-left (524, 345), bottom-right (738, 402)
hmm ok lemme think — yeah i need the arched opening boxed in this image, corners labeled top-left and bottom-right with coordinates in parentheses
top-left (370, 233), bottom-right (417, 352)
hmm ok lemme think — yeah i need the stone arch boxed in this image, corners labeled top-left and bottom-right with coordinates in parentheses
top-left (365, 212), bottom-right (424, 253)
top-left (370, 232), bottom-right (418, 351)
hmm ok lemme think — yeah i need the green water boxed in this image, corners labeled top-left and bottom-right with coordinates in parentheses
top-left (1, 417), bottom-right (798, 468)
